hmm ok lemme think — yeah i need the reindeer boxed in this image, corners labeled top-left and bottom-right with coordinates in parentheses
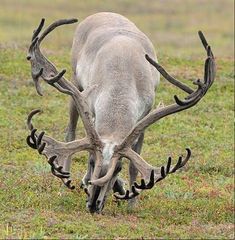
top-left (26, 12), bottom-right (215, 213)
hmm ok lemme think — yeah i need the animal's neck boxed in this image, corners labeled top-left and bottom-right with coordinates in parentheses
top-left (94, 95), bottom-right (139, 143)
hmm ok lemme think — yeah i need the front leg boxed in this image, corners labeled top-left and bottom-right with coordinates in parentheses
top-left (64, 98), bottom-right (79, 181)
top-left (80, 153), bottom-right (95, 196)
top-left (65, 97), bottom-right (79, 142)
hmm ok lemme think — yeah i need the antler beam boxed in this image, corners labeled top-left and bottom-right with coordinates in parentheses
top-left (27, 18), bottom-right (102, 148)
top-left (117, 31), bottom-right (215, 151)
top-left (93, 31), bottom-right (215, 194)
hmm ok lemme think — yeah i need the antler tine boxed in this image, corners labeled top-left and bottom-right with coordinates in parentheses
top-left (204, 50), bottom-right (215, 89)
top-left (37, 68), bottom-right (74, 95)
top-left (48, 156), bottom-right (70, 176)
top-left (198, 30), bottom-right (214, 59)
top-left (45, 69), bottom-right (67, 85)
top-left (32, 67), bottom-right (74, 96)
top-left (198, 31), bottom-right (208, 49)
top-left (37, 18), bottom-right (78, 44)
top-left (43, 69), bottom-right (75, 96)
top-left (145, 31), bottom-right (215, 102)
top-left (114, 185), bottom-right (140, 200)
top-left (63, 180), bottom-right (75, 190)
top-left (145, 54), bottom-right (194, 94)
top-left (47, 156), bottom-right (75, 190)
top-left (30, 68), bottom-right (44, 96)
top-left (32, 18), bottom-right (45, 41)
top-left (27, 109), bottom-right (42, 130)
top-left (169, 148), bottom-right (191, 173)
top-left (180, 148), bottom-right (191, 166)
top-left (134, 169), bottom-right (156, 189)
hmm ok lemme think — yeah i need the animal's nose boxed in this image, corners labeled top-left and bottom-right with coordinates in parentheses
top-left (86, 202), bottom-right (95, 213)
top-left (26, 55), bottom-right (31, 61)
top-left (86, 200), bottom-right (104, 213)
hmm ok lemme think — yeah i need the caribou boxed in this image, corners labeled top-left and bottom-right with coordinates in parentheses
top-left (26, 12), bottom-right (215, 213)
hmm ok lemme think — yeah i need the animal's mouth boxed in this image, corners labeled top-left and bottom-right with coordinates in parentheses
top-left (86, 186), bottom-right (106, 213)
top-left (87, 200), bottom-right (104, 214)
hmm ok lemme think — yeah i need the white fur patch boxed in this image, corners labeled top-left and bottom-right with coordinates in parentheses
top-left (102, 141), bottom-right (115, 163)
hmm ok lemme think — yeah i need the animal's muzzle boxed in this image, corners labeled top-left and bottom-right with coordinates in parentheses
top-left (86, 186), bottom-right (106, 213)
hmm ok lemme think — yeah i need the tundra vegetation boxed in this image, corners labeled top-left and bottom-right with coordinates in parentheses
top-left (0, 0), bottom-right (234, 239)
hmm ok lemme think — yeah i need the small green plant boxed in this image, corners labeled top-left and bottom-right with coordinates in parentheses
top-left (0, 0), bottom-right (233, 239)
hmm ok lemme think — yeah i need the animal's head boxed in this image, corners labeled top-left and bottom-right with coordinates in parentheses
top-left (83, 144), bottom-right (123, 213)
top-left (26, 18), bottom-right (215, 213)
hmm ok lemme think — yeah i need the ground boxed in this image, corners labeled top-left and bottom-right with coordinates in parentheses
top-left (0, 0), bottom-right (234, 239)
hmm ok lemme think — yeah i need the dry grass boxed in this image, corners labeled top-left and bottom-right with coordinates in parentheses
top-left (0, 0), bottom-right (234, 239)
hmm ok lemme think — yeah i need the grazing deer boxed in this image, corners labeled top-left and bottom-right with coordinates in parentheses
top-left (26, 12), bottom-right (215, 213)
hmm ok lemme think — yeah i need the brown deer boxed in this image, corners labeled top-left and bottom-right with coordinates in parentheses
top-left (26, 12), bottom-right (215, 213)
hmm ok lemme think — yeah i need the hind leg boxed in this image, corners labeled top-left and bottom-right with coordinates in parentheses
top-left (128, 132), bottom-right (145, 207)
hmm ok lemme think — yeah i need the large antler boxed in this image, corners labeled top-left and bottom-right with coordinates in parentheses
top-left (26, 109), bottom-right (91, 189)
top-left (118, 31), bottom-right (215, 150)
top-left (93, 31), bottom-right (216, 198)
top-left (26, 19), bottom-right (104, 190)
top-left (27, 18), bottom-right (102, 147)
top-left (114, 148), bottom-right (191, 200)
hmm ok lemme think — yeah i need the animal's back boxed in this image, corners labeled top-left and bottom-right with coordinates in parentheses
top-left (72, 12), bottom-right (148, 63)
top-left (71, 12), bottom-right (159, 141)
top-left (71, 12), bottom-right (158, 81)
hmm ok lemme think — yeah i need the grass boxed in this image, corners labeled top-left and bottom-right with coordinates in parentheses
top-left (0, 0), bottom-right (234, 239)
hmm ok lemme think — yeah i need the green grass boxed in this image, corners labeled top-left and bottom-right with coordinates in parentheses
top-left (0, 0), bottom-right (234, 239)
